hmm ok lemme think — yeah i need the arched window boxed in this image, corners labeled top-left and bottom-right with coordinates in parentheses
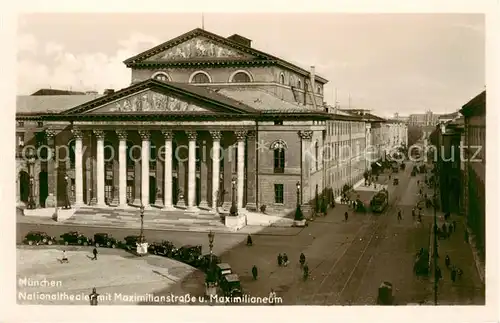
top-left (270, 140), bottom-right (287, 173)
top-left (297, 80), bottom-right (302, 89)
top-left (189, 71), bottom-right (211, 84)
top-left (152, 72), bottom-right (170, 82)
top-left (317, 85), bottom-right (321, 94)
top-left (230, 71), bottom-right (251, 83)
top-left (279, 73), bottom-right (285, 84)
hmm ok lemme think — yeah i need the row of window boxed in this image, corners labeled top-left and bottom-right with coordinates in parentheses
top-left (16, 121), bottom-right (44, 128)
top-left (278, 73), bottom-right (322, 94)
top-left (327, 121), bottom-right (365, 137)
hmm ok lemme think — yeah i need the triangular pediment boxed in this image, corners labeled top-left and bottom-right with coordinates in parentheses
top-left (86, 89), bottom-right (214, 114)
top-left (145, 36), bottom-right (254, 61)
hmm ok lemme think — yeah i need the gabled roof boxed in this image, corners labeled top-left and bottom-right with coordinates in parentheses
top-left (460, 90), bottom-right (486, 117)
top-left (61, 79), bottom-right (259, 115)
top-left (123, 28), bottom-right (328, 84)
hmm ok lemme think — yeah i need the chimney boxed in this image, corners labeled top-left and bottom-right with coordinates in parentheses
top-left (310, 66), bottom-right (317, 109)
top-left (103, 89), bottom-right (115, 95)
top-left (227, 34), bottom-right (252, 47)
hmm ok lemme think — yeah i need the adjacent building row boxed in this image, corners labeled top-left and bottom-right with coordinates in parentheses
top-left (429, 90), bottom-right (485, 259)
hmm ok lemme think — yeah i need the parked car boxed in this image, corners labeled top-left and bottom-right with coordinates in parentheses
top-left (24, 231), bottom-right (56, 246)
top-left (219, 274), bottom-right (243, 298)
top-left (215, 263), bottom-right (233, 283)
top-left (60, 231), bottom-right (92, 246)
top-left (148, 240), bottom-right (176, 257)
top-left (197, 254), bottom-right (221, 272)
top-left (93, 233), bottom-right (118, 248)
top-left (122, 235), bottom-right (141, 250)
top-left (173, 244), bottom-right (203, 266)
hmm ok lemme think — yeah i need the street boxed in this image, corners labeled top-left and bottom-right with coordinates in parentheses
top-left (16, 163), bottom-right (484, 305)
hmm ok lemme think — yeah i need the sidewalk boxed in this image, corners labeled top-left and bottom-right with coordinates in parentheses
top-left (431, 212), bottom-right (485, 304)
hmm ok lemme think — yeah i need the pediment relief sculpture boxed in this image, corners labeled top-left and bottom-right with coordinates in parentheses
top-left (96, 91), bottom-right (208, 113)
top-left (147, 37), bottom-right (248, 61)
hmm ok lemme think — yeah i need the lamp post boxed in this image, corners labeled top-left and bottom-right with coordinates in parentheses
top-left (139, 204), bottom-right (145, 243)
top-left (206, 230), bottom-right (217, 298)
top-left (295, 181), bottom-right (303, 221)
top-left (27, 149), bottom-right (36, 209)
top-left (208, 230), bottom-right (215, 271)
top-left (63, 174), bottom-right (71, 209)
top-left (229, 177), bottom-right (237, 216)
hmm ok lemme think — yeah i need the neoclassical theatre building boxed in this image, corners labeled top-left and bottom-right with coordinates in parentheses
top-left (16, 28), bottom-right (389, 215)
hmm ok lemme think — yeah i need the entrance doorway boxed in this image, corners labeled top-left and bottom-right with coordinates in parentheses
top-left (19, 171), bottom-right (29, 203)
top-left (149, 176), bottom-right (156, 205)
top-left (196, 177), bottom-right (201, 206)
top-left (39, 171), bottom-right (48, 207)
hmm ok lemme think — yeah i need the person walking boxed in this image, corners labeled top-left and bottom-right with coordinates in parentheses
top-left (435, 266), bottom-right (442, 282)
top-left (344, 211), bottom-right (349, 222)
top-left (61, 250), bottom-right (69, 263)
top-left (246, 234), bottom-right (253, 246)
top-left (252, 265), bottom-right (258, 280)
top-left (397, 210), bottom-right (402, 222)
top-left (445, 255), bottom-right (451, 268)
top-left (282, 253), bottom-right (289, 267)
top-left (303, 263), bottom-right (309, 281)
top-left (89, 287), bottom-right (99, 306)
top-left (92, 247), bottom-right (98, 260)
top-left (299, 253), bottom-right (306, 268)
top-left (451, 266), bottom-right (457, 283)
top-left (277, 253), bottom-right (283, 267)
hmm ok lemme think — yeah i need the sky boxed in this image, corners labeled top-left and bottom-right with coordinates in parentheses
top-left (16, 13), bottom-right (485, 117)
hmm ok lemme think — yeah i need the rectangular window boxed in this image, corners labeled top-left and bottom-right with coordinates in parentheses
top-left (17, 121), bottom-right (24, 128)
top-left (37, 121), bottom-right (43, 128)
top-left (16, 132), bottom-right (25, 148)
top-left (274, 149), bottom-right (285, 173)
top-left (274, 184), bottom-right (284, 204)
top-left (274, 120), bottom-right (283, 125)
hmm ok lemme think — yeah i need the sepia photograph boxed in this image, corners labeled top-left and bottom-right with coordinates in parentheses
top-left (7, 6), bottom-right (497, 320)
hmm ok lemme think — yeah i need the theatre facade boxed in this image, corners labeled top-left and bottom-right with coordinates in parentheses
top-left (16, 28), bottom-right (335, 215)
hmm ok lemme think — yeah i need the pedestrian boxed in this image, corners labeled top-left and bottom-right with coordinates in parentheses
top-left (397, 210), bottom-right (402, 221)
top-left (452, 220), bottom-right (457, 233)
top-left (61, 250), bottom-right (69, 263)
top-left (412, 208), bottom-right (416, 218)
top-left (389, 174), bottom-right (391, 180)
top-left (269, 289), bottom-right (276, 305)
top-left (451, 266), bottom-right (457, 282)
top-left (448, 223), bottom-right (453, 235)
top-left (299, 252), bottom-right (306, 267)
top-left (464, 229), bottom-right (469, 243)
top-left (92, 247), bottom-right (98, 260)
top-left (277, 253), bottom-right (283, 267)
top-left (247, 234), bottom-right (253, 246)
top-left (344, 212), bottom-right (349, 222)
top-left (445, 255), bottom-right (451, 268)
top-left (252, 265), bottom-right (258, 280)
top-left (282, 253), bottom-right (289, 267)
top-left (89, 287), bottom-right (99, 306)
top-left (435, 266), bottom-right (442, 282)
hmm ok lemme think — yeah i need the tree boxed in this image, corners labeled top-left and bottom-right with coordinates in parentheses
top-left (407, 126), bottom-right (424, 147)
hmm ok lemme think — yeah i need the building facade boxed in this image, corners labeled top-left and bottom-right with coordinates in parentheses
top-left (460, 90), bottom-right (486, 258)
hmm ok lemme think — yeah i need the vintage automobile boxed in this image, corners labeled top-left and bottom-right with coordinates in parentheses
top-left (60, 231), bottom-right (92, 246)
top-left (400, 163), bottom-right (406, 170)
top-left (197, 254), bottom-right (221, 272)
top-left (122, 235), bottom-right (141, 250)
top-left (393, 178), bottom-right (399, 185)
top-left (148, 240), bottom-right (176, 257)
top-left (215, 263), bottom-right (233, 283)
top-left (24, 231), bottom-right (57, 246)
top-left (354, 199), bottom-right (367, 213)
top-left (93, 233), bottom-right (118, 248)
top-left (377, 281), bottom-right (393, 305)
top-left (370, 190), bottom-right (388, 213)
top-left (172, 244), bottom-right (203, 266)
top-left (219, 274), bottom-right (243, 298)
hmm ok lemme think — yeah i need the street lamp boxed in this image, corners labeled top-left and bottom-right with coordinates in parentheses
top-left (27, 149), bottom-right (36, 209)
top-left (205, 230), bottom-right (217, 298)
top-left (295, 181), bottom-right (303, 221)
top-left (139, 204), bottom-right (145, 243)
top-left (63, 174), bottom-right (71, 209)
top-left (229, 177), bottom-right (237, 216)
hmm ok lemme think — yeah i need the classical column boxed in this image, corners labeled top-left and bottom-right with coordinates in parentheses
top-left (245, 131), bottom-right (257, 211)
top-left (94, 130), bottom-right (106, 207)
top-left (44, 129), bottom-right (57, 208)
top-left (139, 130), bottom-right (150, 207)
top-left (162, 130), bottom-right (174, 209)
top-left (235, 130), bottom-right (247, 211)
top-left (198, 138), bottom-right (209, 209)
top-left (222, 140), bottom-right (233, 210)
top-left (210, 131), bottom-right (222, 210)
top-left (299, 130), bottom-right (313, 215)
top-left (116, 130), bottom-right (128, 208)
top-left (111, 138), bottom-right (120, 206)
top-left (71, 128), bottom-right (84, 207)
top-left (186, 131), bottom-right (197, 210)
